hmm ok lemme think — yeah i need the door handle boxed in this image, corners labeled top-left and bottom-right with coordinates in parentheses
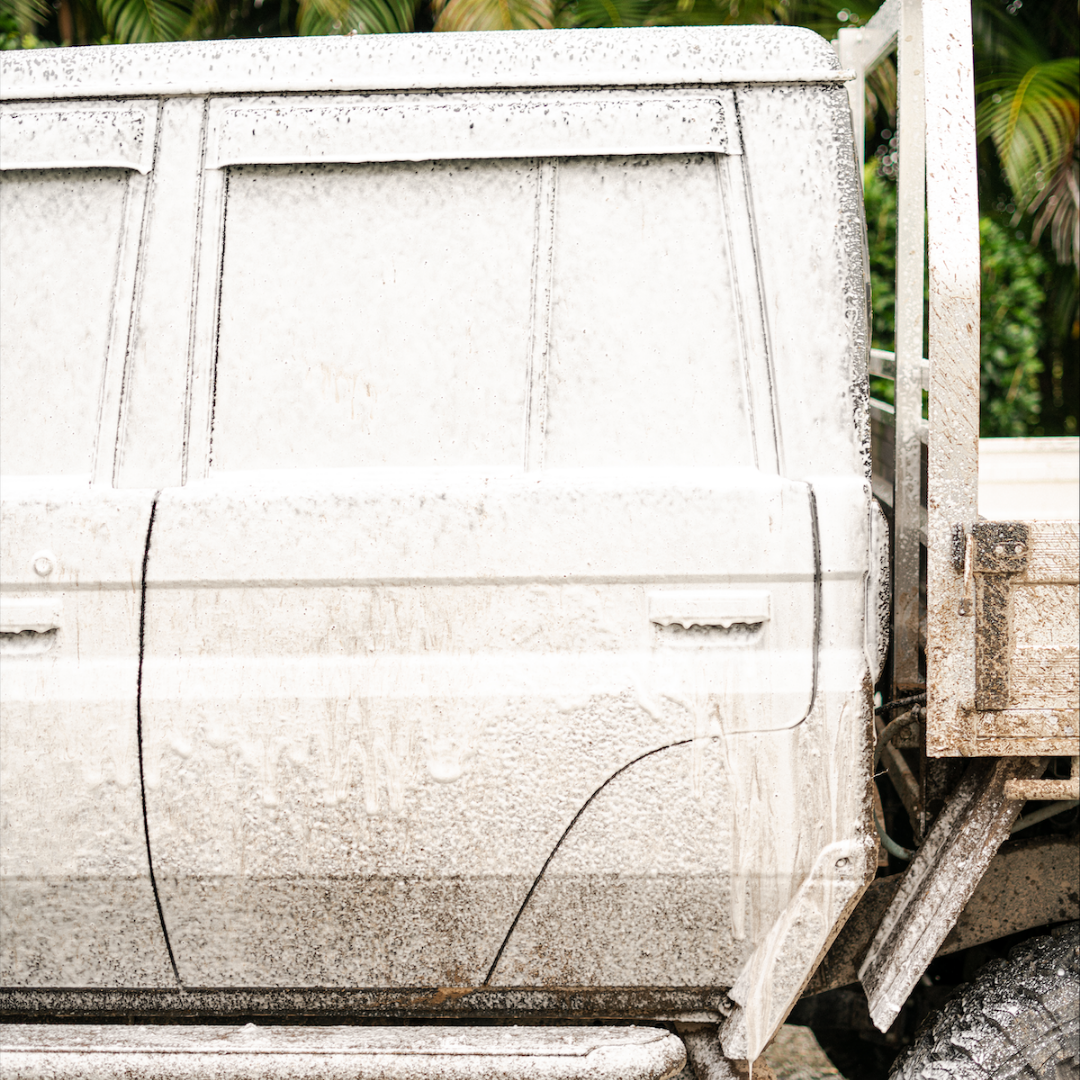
top-left (648, 590), bottom-right (770, 630)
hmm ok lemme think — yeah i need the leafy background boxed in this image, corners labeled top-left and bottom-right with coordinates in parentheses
top-left (3, 0), bottom-right (1077, 437)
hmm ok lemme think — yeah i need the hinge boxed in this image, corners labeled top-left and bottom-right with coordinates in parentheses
top-left (972, 522), bottom-right (1029, 575)
top-left (972, 522), bottom-right (1029, 711)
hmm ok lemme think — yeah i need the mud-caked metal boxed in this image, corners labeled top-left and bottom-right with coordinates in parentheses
top-left (0, 1024), bottom-right (690, 1079)
top-left (0, 26), bottom-right (880, 1063)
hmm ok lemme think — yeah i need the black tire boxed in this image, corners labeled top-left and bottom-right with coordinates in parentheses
top-left (890, 923), bottom-right (1079, 1080)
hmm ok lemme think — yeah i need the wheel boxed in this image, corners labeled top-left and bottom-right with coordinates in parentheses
top-left (891, 923), bottom-right (1079, 1080)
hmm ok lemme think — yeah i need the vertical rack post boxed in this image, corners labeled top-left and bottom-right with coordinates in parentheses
top-left (891, 0), bottom-right (927, 694)
top-left (838, 0), bottom-right (928, 700)
top-left (923, 0), bottom-right (981, 754)
top-left (836, 0), bottom-right (898, 179)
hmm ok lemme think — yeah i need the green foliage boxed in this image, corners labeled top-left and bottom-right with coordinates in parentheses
top-left (296, 0), bottom-right (416, 34)
top-left (432, 0), bottom-right (553, 33)
top-left (97, 0), bottom-right (190, 40)
top-left (979, 215), bottom-right (1048, 436)
top-left (1, 22), bottom-right (50, 45)
top-left (978, 57), bottom-right (1079, 209)
top-left (0, 0), bottom-right (48, 33)
top-left (557, 0), bottom-right (654, 29)
top-left (862, 166), bottom-right (900, 357)
top-left (977, 54), bottom-right (1079, 273)
top-left (863, 166), bottom-right (1047, 437)
top-left (0, 0), bottom-right (54, 44)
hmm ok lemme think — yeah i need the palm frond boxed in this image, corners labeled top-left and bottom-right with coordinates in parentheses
top-left (972, 0), bottom-right (1051, 81)
top-left (0, 0), bottom-right (50, 33)
top-left (97, 0), bottom-right (193, 41)
top-left (184, 0), bottom-right (220, 37)
top-left (652, 0), bottom-right (789, 27)
top-left (864, 56), bottom-right (896, 134)
top-left (560, 0), bottom-right (654, 29)
top-left (432, 0), bottom-right (552, 32)
top-left (978, 57), bottom-right (1080, 209)
top-left (758, 0), bottom-right (876, 34)
top-left (559, 0), bottom-right (794, 30)
top-left (297, 0), bottom-right (418, 33)
top-left (1028, 134), bottom-right (1079, 270)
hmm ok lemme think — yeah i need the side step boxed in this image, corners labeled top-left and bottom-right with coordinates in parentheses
top-left (0, 1024), bottom-right (687, 1079)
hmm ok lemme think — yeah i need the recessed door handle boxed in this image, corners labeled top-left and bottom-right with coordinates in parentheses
top-left (648, 590), bottom-right (770, 630)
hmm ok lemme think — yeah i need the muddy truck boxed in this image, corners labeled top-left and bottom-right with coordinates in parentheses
top-left (0, 0), bottom-right (1076, 1075)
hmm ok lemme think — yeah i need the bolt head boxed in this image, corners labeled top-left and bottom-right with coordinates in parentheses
top-left (31, 550), bottom-right (56, 578)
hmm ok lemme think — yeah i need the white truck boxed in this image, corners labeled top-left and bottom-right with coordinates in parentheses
top-left (0, 1), bottom-right (1076, 1076)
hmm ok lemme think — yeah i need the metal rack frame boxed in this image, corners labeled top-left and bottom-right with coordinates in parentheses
top-left (842, 0), bottom-right (1079, 765)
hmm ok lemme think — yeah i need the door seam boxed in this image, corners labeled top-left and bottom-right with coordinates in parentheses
top-left (137, 492), bottom-right (181, 986)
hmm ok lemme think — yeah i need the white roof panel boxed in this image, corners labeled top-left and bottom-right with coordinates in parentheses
top-left (0, 25), bottom-right (847, 100)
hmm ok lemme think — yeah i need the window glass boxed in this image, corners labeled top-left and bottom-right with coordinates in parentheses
top-left (210, 154), bottom-right (753, 473)
top-left (211, 161), bottom-right (537, 471)
top-left (545, 154), bottom-right (753, 468)
top-left (0, 168), bottom-right (128, 477)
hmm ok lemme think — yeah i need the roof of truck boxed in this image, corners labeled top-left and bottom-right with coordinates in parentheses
top-left (0, 25), bottom-right (848, 101)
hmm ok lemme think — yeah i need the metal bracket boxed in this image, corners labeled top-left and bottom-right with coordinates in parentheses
top-left (972, 522), bottom-right (1029, 711)
top-left (858, 756), bottom-right (1046, 1032)
top-left (950, 523), bottom-right (967, 574)
top-left (973, 521), bottom-right (1029, 574)
top-left (1005, 756), bottom-right (1080, 801)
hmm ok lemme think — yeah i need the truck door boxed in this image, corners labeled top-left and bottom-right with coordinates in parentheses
top-left (0, 106), bottom-right (175, 986)
top-left (138, 92), bottom-right (820, 988)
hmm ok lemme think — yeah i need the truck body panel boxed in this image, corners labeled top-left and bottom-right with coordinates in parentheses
top-left (1, 31), bottom-right (877, 1027)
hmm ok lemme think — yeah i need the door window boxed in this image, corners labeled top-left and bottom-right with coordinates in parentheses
top-left (0, 168), bottom-right (129, 477)
top-left (210, 160), bottom-right (536, 472)
top-left (209, 152), bottom-right (755, 472)
top-left (545, 154), bottom-right (753, 468)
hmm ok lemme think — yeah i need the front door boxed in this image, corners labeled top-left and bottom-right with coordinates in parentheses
top-left (0, 124), bottom-right (174, 985)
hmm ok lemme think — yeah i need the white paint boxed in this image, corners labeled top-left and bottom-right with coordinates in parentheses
top-left (209, 92), bottom-right (739, 168)
top-left (979, 437), bottom-right (1080, 521)
top-left (867, 500), bottom-right (891, 683)
top-left (721, 838), bottom-right (874, 1059)
top-left (891, 0), bottom-right (927, 690)
top-left (0, 483), bottom-right (174, 986)
top-left (0, 597), bottom-right (62, 634)
top-left (0, 171), bottom-right (132, 478)
top-left (649, 590), bottom-right (771, 630)
top-left (0, 1024), bottom-right (688, 1079)
top-left (0, 26), bottom-right (875, 1052)
top-left (0, 27), bottom-right (848, 100)
top-left (0, 102), bottom-right (156, 173)
top-left (923, 0), bottom-right (982, 755)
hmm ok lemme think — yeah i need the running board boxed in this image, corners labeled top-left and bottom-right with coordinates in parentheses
top-left (0, 1024), bottom-right (687, 1079)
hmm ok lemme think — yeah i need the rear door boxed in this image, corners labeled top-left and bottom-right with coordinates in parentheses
top-left (140, 90), bottom-right (819, 987)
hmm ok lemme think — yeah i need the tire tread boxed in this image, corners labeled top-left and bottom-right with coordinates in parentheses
top-left (890, 924), bottom-right (1079, 1080)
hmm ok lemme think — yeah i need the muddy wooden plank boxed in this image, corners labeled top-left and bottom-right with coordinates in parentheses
top-left (1022, 520), bottom-right (1080, 583)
